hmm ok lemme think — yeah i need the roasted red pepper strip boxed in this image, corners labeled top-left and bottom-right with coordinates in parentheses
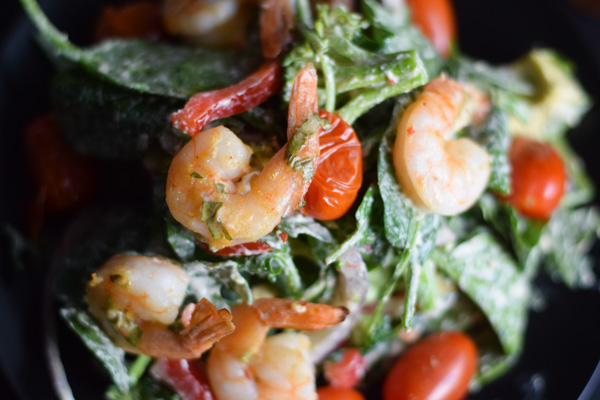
top-left (260, 0), bottom-right (293, 58)
top-left (171, 59), bottom-right (282, 136)
top-left (151, 358), bottom-right (215, 400)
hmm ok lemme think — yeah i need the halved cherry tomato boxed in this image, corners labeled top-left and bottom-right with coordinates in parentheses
top-left (197, 232), bottom-right (288, 257)
top-left (406, 0), bottom-right (456, 58)
top-left (501, 137), bottom-right (566, 220)
top-left (317, 386), bottom-right (366, 400)
top-left (301, 110), bottom-right (362, 221)
top-left (171, 59), bottom-right (282, 136)
top-left (324, 348), bottom-right (366, 388)
top-left (94, 1), bottom-right (165, 42)
top-left (383, 331), bottom-right (477, 400)
top-left (151, 358), bottom-right (214, 400)
top-left (25, 114), bottom-right (97, 214)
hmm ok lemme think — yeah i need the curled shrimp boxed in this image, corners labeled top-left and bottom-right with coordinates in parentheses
top-left (206, 298), bottom-right (348, 400)
top-left (162, 0), bottom-right (292, 57)
top-left (85, 254), bottom-right (234, 359)
top-left (162, 0), bottom-right (250, 47)
top-left (166, 63), bottom-right (321, 250)
top-left (393, 75), bottom-right (491, 215)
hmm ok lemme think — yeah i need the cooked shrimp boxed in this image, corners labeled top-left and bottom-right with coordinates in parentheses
top-left (85, 254), bottom-right (234, 359)
top-left (206, 298), bottom-right (348, 400)
top-left (162, 0), bottom-right (250, 47)
top-left (393, 75), bottom-right (491, 215)
top-left (166, 63), bottom-right (321, 249)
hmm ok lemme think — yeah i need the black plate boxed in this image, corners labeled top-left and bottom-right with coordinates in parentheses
top-left (1, 1), bottom-right (600, 399)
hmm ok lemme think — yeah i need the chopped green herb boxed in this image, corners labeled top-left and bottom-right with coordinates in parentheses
top-left (105, 298), bottom-right (143, 347)
top-left (190, 171), bottom-right (203, 179)
top-left (201, 202), bottom-right (223, 223)
top-left (285, 113), bottom-right (322, 160)
top-left (215, 182), bottom-right (226, 193)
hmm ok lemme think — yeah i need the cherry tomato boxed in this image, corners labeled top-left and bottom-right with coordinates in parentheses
top-left (197, 232), bottom-right (288, 257)
top-left (151, 358), bottom-right (215, 400)
top-left (94, 1), bottom-right (164, 42)
top-left (383, 331), bottom-right (477, 400)
top-left (317, 386), bottom-right (366, 400)
top-left (324, 348), bottom-right (366, 388)
top-left (171, 59), bottom-right (282, 136)
top-left (406, 0), bottom-right (457, 58)
top-left (25, 114), bottom-right (97, 214)
top-left (301, 110), bottom-right (362, 221)
top-left (502, 137), bottom-right (566, 220)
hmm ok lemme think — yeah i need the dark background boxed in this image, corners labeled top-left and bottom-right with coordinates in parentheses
top-left (1, 0), bottom-right (600, 399)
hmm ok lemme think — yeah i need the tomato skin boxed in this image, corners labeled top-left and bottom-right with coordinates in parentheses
top-left (406, 0), bottom-right (456, 58)
top-left (171, 59), bottom-right (282, 136)
top-left (198, 232), bottom-right (288, 257)
top-left (502, 137), bottom-right (566, 220)
top-left (94, 1), bottom-right (165, 42)
top-left (383, 331), bottom-right (477, 400)
top-left (324, 348), bottom-right (366, 388)
top-left (151, 358), bottom-right (214, 400)
top-left (301, 110), bottom-right (362, 221)
top-left (317, 386), bottom-right (366, 400)
top-left (25, 114), bottom-right (97, 214)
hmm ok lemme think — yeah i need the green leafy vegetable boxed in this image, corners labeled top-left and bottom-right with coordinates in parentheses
top-left (21, 0), bottom-right (260, 99)
top-left (465, 107), bottom-right (511, 194)
top-left (433, 231), bottom-right (530, 355)
top-left (52, 69), bottom-right (183, 159)
top-left (542, 207), bottom-right (599, 289)
top-left (186, 260), bottom-right (252, 307)
top-left (61, 307), bottom-right (130, 392)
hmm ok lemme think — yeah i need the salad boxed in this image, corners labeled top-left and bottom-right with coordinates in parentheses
top-left (14, 0), bottom-right (600, 399)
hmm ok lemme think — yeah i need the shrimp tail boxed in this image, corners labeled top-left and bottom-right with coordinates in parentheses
top-left (253, 298), bottom-right (349, 331)
top-left (180, 298), bottom-right (235, 356)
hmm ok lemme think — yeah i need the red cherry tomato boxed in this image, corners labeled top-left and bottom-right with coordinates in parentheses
top-left (301, 110), bottom-right (362, 221)
top-left (94, 1), bottom-right (165, 42)
top-left (25, 114), bottom-right (97, 214)
top-left (502, 137), bottom-right (566, 220)
top-left (197, 232), bottom-right (288, 257)
top-left (324, 348), bottom-right (366, 388)
top-left (151, 358), bottom-right (215, 400)
top-left (317, 386), bottom-right (366, 400)
top-left (171, 59), bottom-right (282, 136)
top-left (383, 331), bottom-right (478, 400)
top-left (406, 0), bottom-right (457, 58)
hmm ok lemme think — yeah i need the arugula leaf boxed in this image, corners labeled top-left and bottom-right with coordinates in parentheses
top-left (465, 107), bottom-right (511, 194)
top-left (284, 5), bottom-right (428, 124)
top-left (60, 307), bottom-right (130, 392)
top-left (361, 0), bottom-right (444, 78)
top-left (542, 207), bottom-right (599, 289)
top-left (433, 231), bottom-right (530, 355)
top-left (52, 69), bottom-right (183, 159)
top-left (377, 98), bottom-right (440, 262)
top-left (239, 248), bottom-right (303, 297)
top-left (21, 0), bottom-right (260, 99)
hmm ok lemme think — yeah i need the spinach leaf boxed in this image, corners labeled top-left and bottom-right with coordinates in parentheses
top-left (542, 206), bottom-right (599, 289)
top-left (52, 69), bottom-right (183, 159)
top-left (166, 220), bottom-right (197, 262)
top-left (239, 247), bottom-right (303, 298)
top-left (277, 212), bottom-right (335, 243)
top-left (21, 0), bottom-right (260, 99)
top-left (185, 260), bottom-right (252, 307)
top-left (433, 231), bottom-right (530, 355)
top-left (465, 108), bottom-right (511, 195)
top-left (377, 98), bottom-right (440, 262)
top-left (479, 194), bottom-right (545, 275)
top-left (553, 136), bottom-right (595, 208)
top-left (61, 307), bottom-right (130, 392)
top-left (106, 376), bottom-right (180, 400)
